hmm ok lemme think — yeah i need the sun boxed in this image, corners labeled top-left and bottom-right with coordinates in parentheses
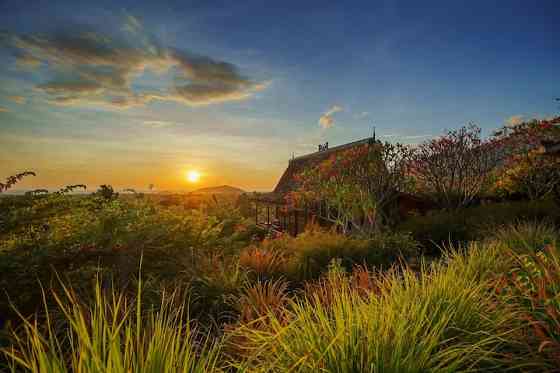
top-left (186, 170), bottom-right (201, 183)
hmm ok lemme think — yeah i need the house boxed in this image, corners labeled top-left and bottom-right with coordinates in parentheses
top-left (251, 136), bottom-right (432, 236)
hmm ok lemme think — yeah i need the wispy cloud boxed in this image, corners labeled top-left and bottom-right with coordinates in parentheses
top-left (400, 134), bottom-right (434, 139)
top-left (506, 115), bottom-right (524, 127)
top-left (0, 107), bottom-right (8, 112)
top-left (379, 133), bottom-right (433, 141)
top-left (355, 111), bottom-right (369, 119)
top-left (143, 120), bottom-right (178, 128)
top-left (318, 104), bottom-right (343, 129)
top-left (5, 16), bottom-right (268, 109)
top-left (122, 14), bottom-right (142, 34)
top-left (15, 53), bottom-right (42, 69)
top-left (7, 95), bottom-right (25, 104)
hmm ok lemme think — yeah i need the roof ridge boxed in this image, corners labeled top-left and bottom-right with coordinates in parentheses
top-left (291, 137), bottom-right (373, 162)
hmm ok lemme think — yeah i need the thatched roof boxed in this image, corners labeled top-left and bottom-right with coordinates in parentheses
top-left (273, 137), bottom-right (375, 195)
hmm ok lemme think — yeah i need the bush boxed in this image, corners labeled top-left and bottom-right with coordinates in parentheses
top-left (498, 243), bottom-right (560, 368)
top-left (246, 227), bottom-right (418, 281)
top-left (236, 279), bottom-right (291, 326)
top-left (188, 256), bottom-right (248, 325)
top-left (398, 199), bottom-right (560, 253)
top-left (0, 195), bottom-right (253, 330)
top-left (239, 246), bottom-right (288, 280)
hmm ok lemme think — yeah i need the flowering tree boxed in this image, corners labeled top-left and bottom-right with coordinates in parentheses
top-left (493, 116), bottom-right (560, 200)
top-left (494, 116), bottom-right (560, 150)
top-left (288, 141), bottom-right (414, 235)
top-left (410, 124), bottom-right (502, 208)
top-left (496, 151), bottom-right (560, 200)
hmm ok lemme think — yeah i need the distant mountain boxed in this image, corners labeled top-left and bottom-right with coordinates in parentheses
top-left (190, 185), bottom-right (245, 194)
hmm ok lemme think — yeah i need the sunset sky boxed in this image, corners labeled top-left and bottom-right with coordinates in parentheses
top-left (1, 0), bottom-right (559, 192)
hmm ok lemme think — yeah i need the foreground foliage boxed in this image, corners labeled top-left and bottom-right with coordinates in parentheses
top-left (4, 276), bottom-right (223, 372)
top-left (3, 223), bottom-right (560, 371)
top-left (240, 227), bottom-right (418, 281)
top-left (0, 193), bottom-right (254, 328)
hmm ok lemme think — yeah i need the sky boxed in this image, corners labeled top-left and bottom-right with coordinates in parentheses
top-left (0, 0), bottom-right (559, 192)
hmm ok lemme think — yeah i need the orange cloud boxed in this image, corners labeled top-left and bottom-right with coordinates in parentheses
top-left (8, 96), bottom-right (26, 104)
top-left (506, 115), bottom-right (524, 127)
top-left (319, 105), bottom-right (343, 128)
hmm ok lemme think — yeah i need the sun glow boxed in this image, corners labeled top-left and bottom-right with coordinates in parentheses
top-left (186, 170), bottom-right (201, 183)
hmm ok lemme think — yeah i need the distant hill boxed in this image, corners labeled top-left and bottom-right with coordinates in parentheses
top-left (190, 185), bottom-right (245, 194)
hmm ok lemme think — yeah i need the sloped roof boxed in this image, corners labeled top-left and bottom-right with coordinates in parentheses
top-left (273, 137), bottom-right (374, 195)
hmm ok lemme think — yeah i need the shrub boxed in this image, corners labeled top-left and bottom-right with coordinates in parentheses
top-left (398, 199), bottom-right (560, 253)
top-left (500, 244), bottom-right (560, 368)
top-left (0, 195), bottom-right (252, 330)
top-left (189, 256), bottom-right (248, 325)
top-left (303, 261), bottom-right (382, 309)
top-left (495, 151), bottom-right (560, 200)
top-left (239, 246), bottom-right (288, 280)
top-left (251, 228), bottom-right (418, 281)
top-left (236, 279), bottom-right (291, 326)
top-left (94, 184), bottom-right (118, 201)
top-left (492, 116), bottom-right (560, 201)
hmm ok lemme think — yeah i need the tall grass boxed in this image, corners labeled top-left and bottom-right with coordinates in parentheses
top-left (244, 228), bottom-right (418, 281)
top-left (509, 247), bottom-right (560, 367)
top-left (491, 221), bottom-right (559, 254)
top-left (496, 231), bottom-right (560, 369)
top-left (3, 222), bottom-right (560, 371)
top-left (2, 274), bottom-right (223, 373)
top-left (235, 244), bottom-right (531, 372)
